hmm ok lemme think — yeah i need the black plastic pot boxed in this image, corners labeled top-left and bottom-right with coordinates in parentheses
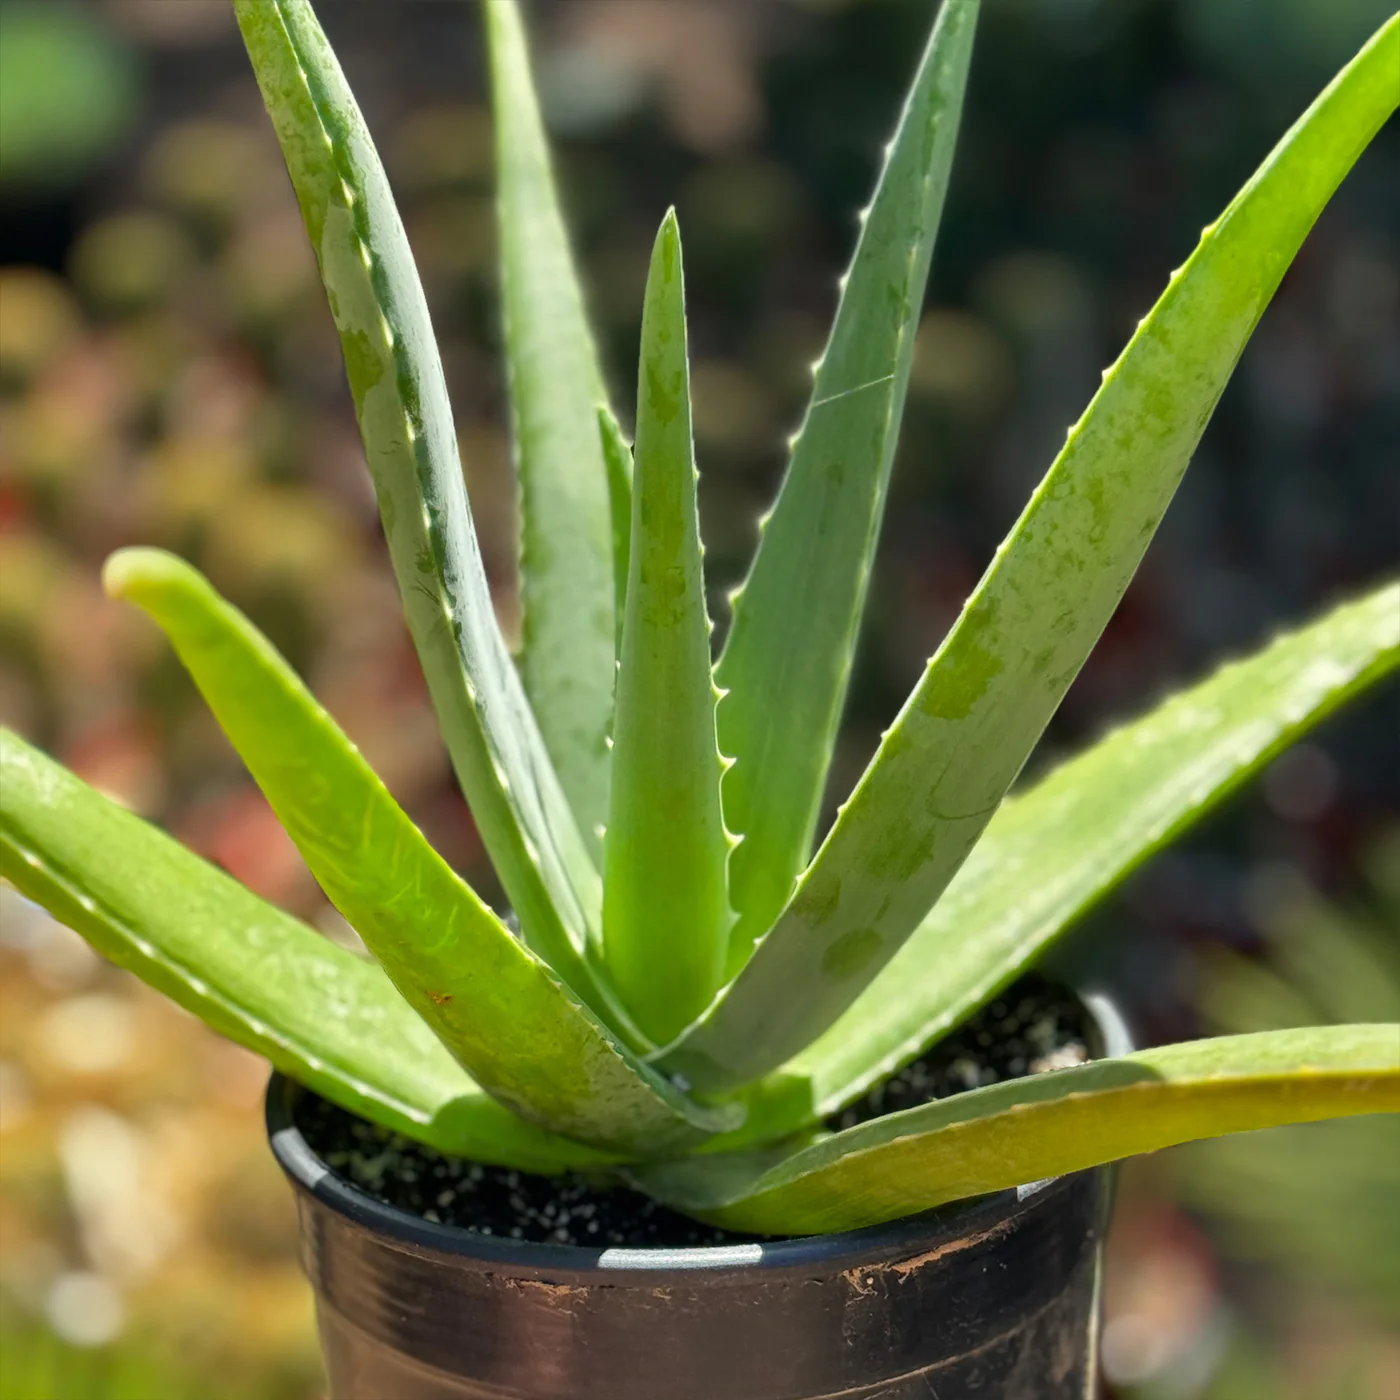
top-left (267, 995), bottom-right (1129, 1400)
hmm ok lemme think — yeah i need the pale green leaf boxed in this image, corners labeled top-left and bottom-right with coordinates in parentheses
top-left (103, 548), bottom-right (734, 1154)
top-left (598, 404), bottom-right (634, 650)
top-left (782, 582), bottom-right (1400, 1122)
top-left (0, 729), bottom-right (617, 1173)
top-left (486, 0), bottom-right (616, 852)
top-left (658, 18), bottom-right (1400, 1093)
top-left (232, 0), bottom-right (601, 984)
top-left (602, 212), bottom-right (732, 1045)
top-left (715, 0), bottom-right (979, 970)
top-left (637, 1026), bottom-right (1400, 1235)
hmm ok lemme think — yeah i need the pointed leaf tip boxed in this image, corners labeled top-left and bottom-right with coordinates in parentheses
top-left (654, 208), bottom-right (683, 282)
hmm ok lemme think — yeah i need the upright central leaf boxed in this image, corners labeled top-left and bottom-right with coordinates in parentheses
top-left (487, 0), bottom-right (617, 853)
top-left (603, 213), bottom-right (732, 1046)
top-left (715, 0), bottom-right (978, 968)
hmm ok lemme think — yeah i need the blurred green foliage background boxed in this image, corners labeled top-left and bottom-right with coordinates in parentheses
top-left (0, 1), bottom-right (1396, 1396)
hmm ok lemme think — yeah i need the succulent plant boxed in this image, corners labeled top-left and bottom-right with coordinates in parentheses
top-left (2, 0), bottom-right (1396, 1238)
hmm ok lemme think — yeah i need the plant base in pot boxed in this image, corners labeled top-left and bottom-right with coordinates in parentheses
top-left (267, 982), bottom-right (1124, 1400)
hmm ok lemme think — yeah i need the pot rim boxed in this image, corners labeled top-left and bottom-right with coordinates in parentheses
top-left (266, 987), bottom-right (1131, 1279)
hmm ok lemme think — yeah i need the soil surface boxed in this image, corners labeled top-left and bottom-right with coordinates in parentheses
top-left (824, 976), bottom-right (1090, 1131)
top-left (295, 974), bottom-right (1091, 1248)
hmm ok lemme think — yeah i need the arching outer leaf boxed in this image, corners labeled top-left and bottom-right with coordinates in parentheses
top-left (231, 0), bottom-right (601, 980)
top-left (636, 1027), bottom-right (1400, 1235)
top-left (104, 549), bottom-right (734, 1154)
top-left (714, 0), bottom-right (979, 970)
top-left (487, 0), bottom-right (616, 853)
top-left (0, 730), bottom-right (617, 1173)
top-left (602, 214), bottom-right (733, 1045)
top-left (657, 17), bottom-right (1400, 1094)
top-left (783, 582), bottom-right (1400, 1122)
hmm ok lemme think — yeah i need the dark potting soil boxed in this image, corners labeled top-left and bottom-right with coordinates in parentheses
top-left (294, 974), bottom-right (1090, 1248)
top-left (824, 976), bottom-right (1091, 1132)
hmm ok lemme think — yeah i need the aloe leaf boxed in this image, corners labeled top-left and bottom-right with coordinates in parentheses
top-left (636, 1026), bottom-right (1400, 1235)
top-left (486, 0), bottom-right (616, 852)
top-left (784, 582), bottom-right (1400, 1121)
top-left (715, 0), bottom-right (978, 969)
top-left (658, 18), bottom-right (1400, 1093)
top-left (103, 548), bottom-right (735, 1153)
top-left (231, 0), bottom-right (601, 980)
top-left (598, 404), bottom-right (634, 649)
top-left (0, 729), bottom-right (617, 1172)
top-left (602, 212), bottom-right (733, 1045)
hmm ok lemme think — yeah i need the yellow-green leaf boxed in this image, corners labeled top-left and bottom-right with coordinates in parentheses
top-left (104, 547), bottom-right (734, 1154)
top-left (0, 729), bottom-right (617, 1173)
top-left (637, 1026), bottom-right (1400, 1235)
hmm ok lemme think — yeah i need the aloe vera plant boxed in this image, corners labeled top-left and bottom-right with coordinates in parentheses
top-left (3, 0), bottom-right (1397, 1240)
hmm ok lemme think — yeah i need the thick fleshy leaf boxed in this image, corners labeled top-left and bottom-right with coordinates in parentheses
top-left (784, 582), bottom-right (1400, 1121)
top-left (231, 0), bottom-right (601, 981)
top-left (486, 0), bottom-right (616, 852)
top-left (598, 405), bottom-right (634, 650)
top-left (636, 1026), bottom-right (1400, 1235)
top-left (715, 0), bottom-right (978, 970)
top-left (658, 17), bottom-right (1400, 1093)
top-left (0, 730), bottom-right (617, 1173)
top-left (103, 548), bottom-right (734, 1154)
top-left (602, 213), bottom-right (733, 1045)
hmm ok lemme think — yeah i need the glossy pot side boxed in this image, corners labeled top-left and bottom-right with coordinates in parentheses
top-left (268, 994), bottom-right (1129, 1400)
